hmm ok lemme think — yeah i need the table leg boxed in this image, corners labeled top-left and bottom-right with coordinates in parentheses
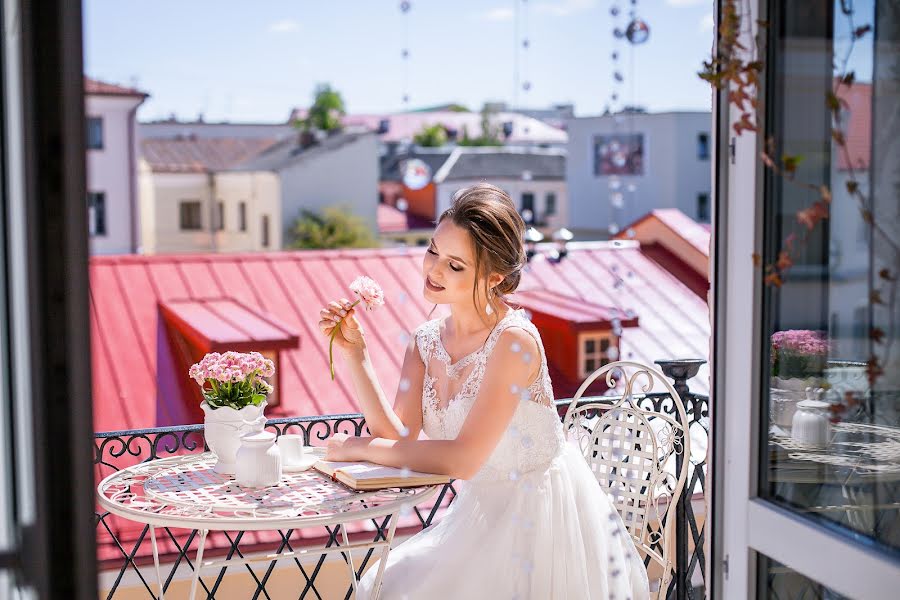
top-left (189, 529), bottom-right (208, 600)
top-left (338, 523), bottom-right (359, 596)
top-left (371, 513), bottom-right (400, 600)
top-left (149, 525), bottom-right (165, 600)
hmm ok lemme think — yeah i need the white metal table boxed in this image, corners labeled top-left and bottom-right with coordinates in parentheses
top-left (97, 451), bottom-right (438, 600)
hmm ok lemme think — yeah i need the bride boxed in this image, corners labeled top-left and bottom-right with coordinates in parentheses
top-left (318, 183), bottom-right (649, 599)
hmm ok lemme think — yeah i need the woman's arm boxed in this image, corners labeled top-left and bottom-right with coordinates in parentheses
top-left (321, 299), bottom-right (425, 440)
top-left (342, 335), bottom-right (425, 440)
top-left (328, 327), bottom-right (541, 480)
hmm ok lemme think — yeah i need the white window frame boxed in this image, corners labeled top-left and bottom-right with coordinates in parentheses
top-left (577, 332), bottom-right (612, 379)
top-left (713, 3), bottom-right (900, 598)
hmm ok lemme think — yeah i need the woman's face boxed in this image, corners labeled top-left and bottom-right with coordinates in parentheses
top-left (422, 219), bottom-right (482, 306)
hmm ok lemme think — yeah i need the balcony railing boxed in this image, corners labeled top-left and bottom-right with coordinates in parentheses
top-left (95, 361), bottom-right (708, 599)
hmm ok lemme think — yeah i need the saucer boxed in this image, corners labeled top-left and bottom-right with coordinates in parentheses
top-left (282, 447), bottom-right (326, 472)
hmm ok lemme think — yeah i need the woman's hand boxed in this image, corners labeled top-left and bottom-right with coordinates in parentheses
top-left (318, 298), bottom-right (365, 353)
top-left (325, 432), bottom-right (359, 462)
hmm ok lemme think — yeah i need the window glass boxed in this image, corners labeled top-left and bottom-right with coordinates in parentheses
top-left (545, 192), bottom-right (557, 216)
top-left (758, 554), bottom-right (850, 599)
top-left (87, 192), bottom-right (106, 236)
top-left (697, 133), bottom-right (709, 160)
top-left (179, 201), bottom-right (202, 230)
top-left (759, 0), bottom-right (899, 552)
top-left (86, 116), bottom-right (103, 149)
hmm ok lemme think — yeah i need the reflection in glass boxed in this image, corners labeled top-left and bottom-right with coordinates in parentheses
top-left (759, 554), bottom-right (850, 599)
top-left (761, 0), bottom-right (899, 553)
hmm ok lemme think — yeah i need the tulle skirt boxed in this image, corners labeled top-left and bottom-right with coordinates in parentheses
top-left (356, 443), bottom-right (650, 600)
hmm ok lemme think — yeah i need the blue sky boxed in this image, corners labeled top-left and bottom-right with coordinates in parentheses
top-left (83, 0), bottom-right (715, 123)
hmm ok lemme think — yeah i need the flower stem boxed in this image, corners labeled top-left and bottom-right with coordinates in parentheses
top-left (329, 299), bottom-right (361, 381)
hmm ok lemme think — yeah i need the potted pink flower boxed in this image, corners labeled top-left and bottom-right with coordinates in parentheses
top-left (770, 330), bottom-right (830, 427)
top-left (328, 276), bottom-right (385, 380)
top-left (189, 351), bottom-right (275, 474)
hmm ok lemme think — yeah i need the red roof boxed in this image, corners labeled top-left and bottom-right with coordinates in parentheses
top-left (141, 137), bottom-right (279, 173)
top-left (617, 209), bottom-right (711, 258)
top-left (512, 289), bottom-right (638, 329)
top-left (89, 242), bottom-right (709, 433)
top-left (377, 203), bottom-right (434, 233)
top-left (160, 298), bottom-right (299, 352)
top-left (84, 76), bottom-right (148, 98)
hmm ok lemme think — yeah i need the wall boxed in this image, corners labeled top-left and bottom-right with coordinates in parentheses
top-left (436, 178), bottom-right (568, 230)
top-left (565, 112), bottom-right (712, 237)
top-left (139, 170), bottom-right (281, 253)
top-left (278, 134), bottom-right (379, 239)
top-left (86, 94), bottom-right (144, 254)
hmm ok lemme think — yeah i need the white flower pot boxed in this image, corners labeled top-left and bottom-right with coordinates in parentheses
top-left (201, 401), bottom-right (268, 474)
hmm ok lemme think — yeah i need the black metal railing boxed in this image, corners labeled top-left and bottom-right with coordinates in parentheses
top-left (94, 360), bottom-right (708, 599)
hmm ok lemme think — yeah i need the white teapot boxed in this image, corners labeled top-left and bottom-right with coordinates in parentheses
top-left (791, 389), bottom-right (831, 447)
top-left (235, 430), bottom-right (282, 487)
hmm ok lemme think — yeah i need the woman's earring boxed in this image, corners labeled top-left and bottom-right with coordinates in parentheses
top-left (485, 289), bottom-right (494, 315)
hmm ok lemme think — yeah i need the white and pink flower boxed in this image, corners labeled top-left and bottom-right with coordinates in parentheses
top-left (189, 351), bottom-right (276, 410)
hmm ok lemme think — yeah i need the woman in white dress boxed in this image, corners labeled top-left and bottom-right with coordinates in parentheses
top-left (318, 183), bottom-right (649, 600)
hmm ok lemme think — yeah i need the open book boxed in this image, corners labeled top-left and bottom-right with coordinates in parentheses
top-left (313, 460), bottom-right (450, 491)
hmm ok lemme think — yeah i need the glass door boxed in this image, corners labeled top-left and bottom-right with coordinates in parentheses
top-left (715, 0), bottom-right (900, 597)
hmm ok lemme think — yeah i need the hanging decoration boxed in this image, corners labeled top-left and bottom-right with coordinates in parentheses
top-left (515, 0), bottom-right (532, 102)
top-left (625, 18), bottom-right (650, 45)
top-left (400, 1), bottom-right (411, 106)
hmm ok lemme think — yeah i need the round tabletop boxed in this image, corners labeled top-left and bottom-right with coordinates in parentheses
top-left (97, 452), bottom-right (439, 531)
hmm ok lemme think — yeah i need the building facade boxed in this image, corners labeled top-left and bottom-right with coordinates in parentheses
top-left (565, 111), bottom-right (712, 238)
top-left (84, 77), bottom-right (147, 254)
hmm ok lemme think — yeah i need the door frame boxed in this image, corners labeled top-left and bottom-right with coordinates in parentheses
top-left (711, 1), bottom-right (900, 598)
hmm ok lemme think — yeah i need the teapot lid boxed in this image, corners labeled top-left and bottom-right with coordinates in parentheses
top-left (797, 399), bottom-right (829, 410)
top-left (240, 430), bottom-right (276, 445)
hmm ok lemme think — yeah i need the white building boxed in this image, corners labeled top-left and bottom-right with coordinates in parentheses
top-left (138, 127), bottom-right (379, 253)
top-left (433, 146), bottom-right (568, 232)
top-left (84, 77), bottom-right (148, 254)
top-left (138, 136), bottom-right (282, 253)
top-left (234, 128), bottom-right (380, 239)
top-left (565, 111), bottom-right (712, 238)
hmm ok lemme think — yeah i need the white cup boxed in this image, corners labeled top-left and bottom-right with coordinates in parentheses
top-left (277, 434), bottom-right (309, 467)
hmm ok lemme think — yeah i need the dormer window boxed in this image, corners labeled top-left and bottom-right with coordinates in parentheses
top-left (580, 333), bottom-right (614, 378)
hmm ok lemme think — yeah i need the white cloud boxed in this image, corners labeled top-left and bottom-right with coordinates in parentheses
top-left (534, 0), bottom-right (598, 17)
top-left (477, 7), bottom-right (514, 22)
top-left (667, 0), bottom-right (706, 6)
top-left (268, 19), bottom-right (300, 33)
top-left (699, 13), bottom-right (715, 32)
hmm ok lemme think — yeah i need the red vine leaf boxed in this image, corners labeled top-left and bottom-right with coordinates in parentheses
top-left (870, 327), bottom-right (885, 344)
top-left (870, 290), bottom-right (884, 305)
top-left (752, 253), bottom-right (762, 267)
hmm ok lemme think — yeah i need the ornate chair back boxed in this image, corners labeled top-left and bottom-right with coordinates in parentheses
top-left (562, 361), bottom-right (691, 599)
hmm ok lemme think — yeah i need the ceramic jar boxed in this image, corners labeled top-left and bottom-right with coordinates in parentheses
top-left (201, 401), bottom-right (268, 474)
top-left (235, 430), bottom-right (282, 487)
top-left (791, 399), bottom-right (831, 447)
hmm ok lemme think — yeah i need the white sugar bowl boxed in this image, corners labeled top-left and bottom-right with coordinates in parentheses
top-left (235, 430), bottom-right (282, 487)
top-left (791, 400), bottom-right (831, 447)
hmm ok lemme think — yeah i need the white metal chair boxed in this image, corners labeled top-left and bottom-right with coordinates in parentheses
top-left (563, 360), bottom-right (691, 599)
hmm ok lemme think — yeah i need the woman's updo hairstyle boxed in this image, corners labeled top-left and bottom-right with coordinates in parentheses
top-left (437, 183), bottom-right (527, 316)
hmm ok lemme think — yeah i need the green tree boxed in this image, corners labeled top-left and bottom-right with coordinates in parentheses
top-left (296, 84), bottom-right (345, 132)
top-left (288, 206), bottom-right (378, 249)
top-left (459, 106), bottom-right (503, 146)
top-left (413, 123), bottom-right (448, 147)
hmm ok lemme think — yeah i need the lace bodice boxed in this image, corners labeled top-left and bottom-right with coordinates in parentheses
top-left (414, 309), bottom-right (565, 483)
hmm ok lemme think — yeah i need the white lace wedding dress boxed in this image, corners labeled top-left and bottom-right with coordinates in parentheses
top-left (357, 309), bottom-right (650, 600)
